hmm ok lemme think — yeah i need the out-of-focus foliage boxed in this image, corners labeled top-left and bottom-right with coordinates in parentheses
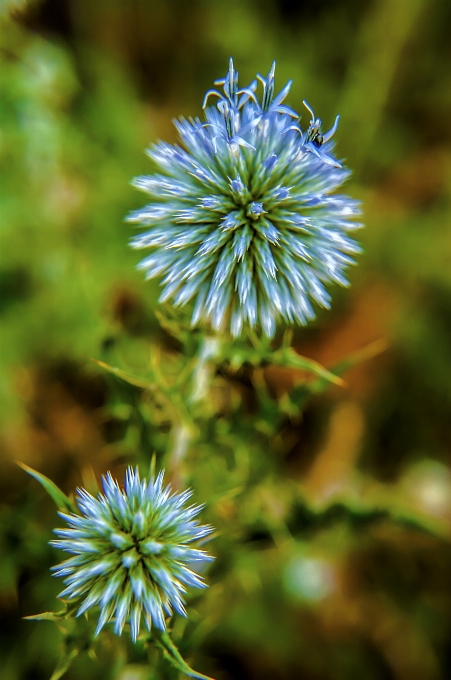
top-left (1, 1), bottom-right (451, 679)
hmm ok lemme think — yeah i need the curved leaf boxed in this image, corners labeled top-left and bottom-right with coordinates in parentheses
top-left (17, 462), bottom-right (76, 512)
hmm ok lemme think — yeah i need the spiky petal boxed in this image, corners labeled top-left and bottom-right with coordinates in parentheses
top-left (51, 467), bottom-right (213, 642)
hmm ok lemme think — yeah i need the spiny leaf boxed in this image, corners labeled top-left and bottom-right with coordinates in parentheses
top-left (24, 602), bottom-right (79, 623)
top-left (276, 347), bottom-right (345, 386)
top-left (24, 610), bottom-right (67, 622)
top-left (17, 462), bottom-right (76, 512)
top-left (226, 344), bottom-right (344, 386)
top-left (295, 481), bottom-right (450, 541)
top-left (153, 630), bottom-right (215, 680)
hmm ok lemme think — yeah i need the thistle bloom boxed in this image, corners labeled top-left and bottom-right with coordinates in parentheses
top-left (129, 59), bottom-right (362, 337)
top-left (51, 467), bottom-right (213, 642)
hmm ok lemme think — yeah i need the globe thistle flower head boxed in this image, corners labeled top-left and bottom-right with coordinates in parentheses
top-left (51, 467), bottom-right (213, 642)
top-left (129, 59), bottom-right (363, 337)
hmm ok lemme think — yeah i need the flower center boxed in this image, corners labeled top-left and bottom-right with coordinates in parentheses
top-left (246, 201), bottom-right (266, 220)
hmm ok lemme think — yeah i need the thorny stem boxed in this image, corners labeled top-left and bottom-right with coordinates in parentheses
top-left (167, 335), bottom-right (221, 486)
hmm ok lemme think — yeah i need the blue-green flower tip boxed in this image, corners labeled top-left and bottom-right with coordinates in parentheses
top-left (129, 59), bottom-right (363, 337)
top-left (51, 467), bottom-right (213, 642)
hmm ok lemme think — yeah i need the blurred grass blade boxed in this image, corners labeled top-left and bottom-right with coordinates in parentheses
top-left (328, 338), bottom-right (389, 377)
top-left (283, 338), bottom-right (388, 417)
top-left (17, 462), bottom-right (76, 512)
top-left (92, 358), bottom-right (152, 389)
top-left (154, 631), bottom-right (215, 679)
top-left (339, 0), bottom-right (427, 171)
top-left (49, 647), bottom-right (79, 680)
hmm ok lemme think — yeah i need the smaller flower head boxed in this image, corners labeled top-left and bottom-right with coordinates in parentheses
top-left (51, 467), bottom-right (213, 642)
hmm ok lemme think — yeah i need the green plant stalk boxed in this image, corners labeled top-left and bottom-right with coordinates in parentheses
top-left (167, 335), bottom-right (221, 485)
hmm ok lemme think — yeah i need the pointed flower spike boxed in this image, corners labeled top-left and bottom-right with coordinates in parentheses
top-left (273, 79), bottom-right (292, 105)
top-left (322, 114), bottom-right (340, 143)
top-left (304, 142), bottom-right (343, 169)
top-left (237, 82), bottom-right (259, 108)
top-left (257, 62), bottom-right (297, 117)
top-left (271, 79), bottom-right (294, 112)
top-left (261, 61), bottom-right (276, 111)
top-left (202, 89), bottom-right (224, 109)
top-left (303, 99), bottom-right (315, 121)
top-left (224, 57), bottom-right (239, 105)
top-left (202, 58), bottom-right (240, 110)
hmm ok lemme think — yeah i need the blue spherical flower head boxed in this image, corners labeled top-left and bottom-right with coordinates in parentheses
top-left (51, 467), bottom-right (213, 642)
top-left (129, 59), bottom-right (363, 337)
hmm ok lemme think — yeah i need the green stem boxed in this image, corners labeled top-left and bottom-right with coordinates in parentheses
top-left (167, 335), bottom-right (221, 485)
top-left (189, 336), bottom-right (221, 404)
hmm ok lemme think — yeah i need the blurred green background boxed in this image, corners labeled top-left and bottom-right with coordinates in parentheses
top-left (1, 0), bottom-right (451, 679)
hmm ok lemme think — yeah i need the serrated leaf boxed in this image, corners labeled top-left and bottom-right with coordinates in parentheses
top-left (153, 631), bottom-right (215, 680)
top-left (17, 462), bottom-right (76, 512)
